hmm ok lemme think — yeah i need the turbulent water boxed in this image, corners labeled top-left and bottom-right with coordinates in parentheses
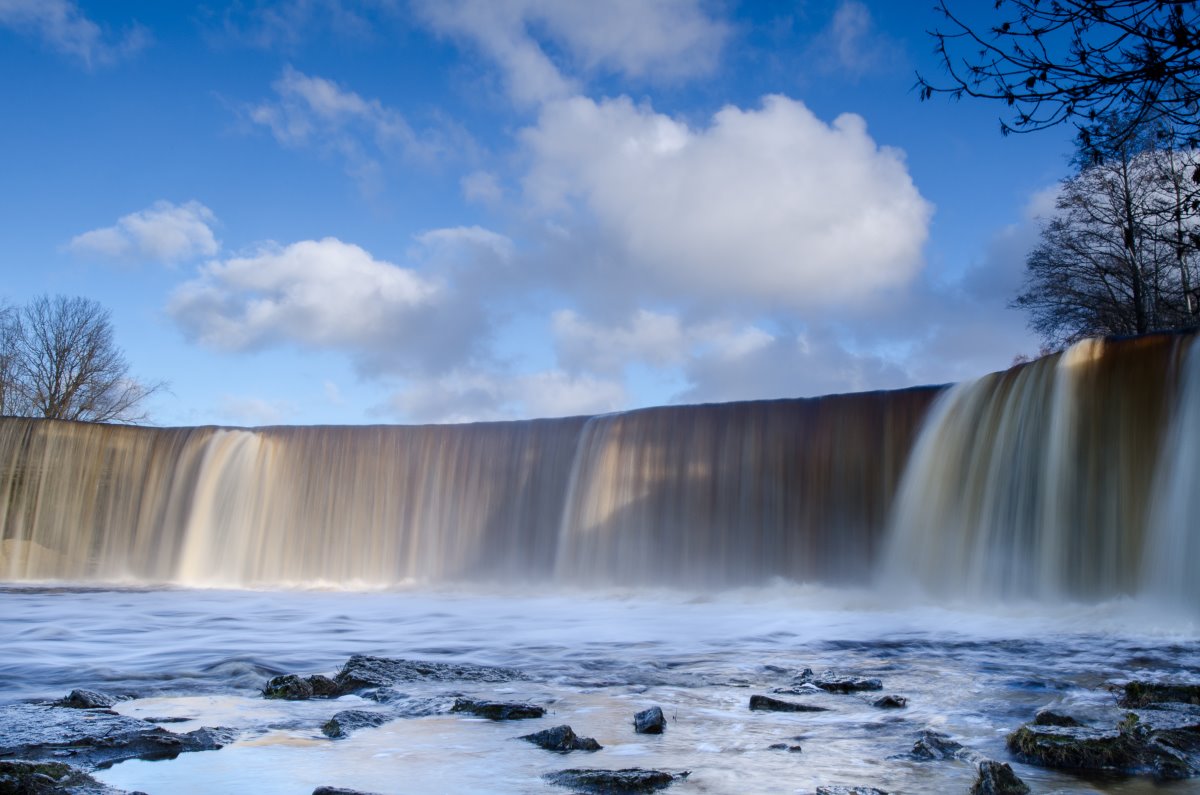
top-left (1, 333), bottom-right (1199, 793)
top-left (3, 584), bottom-right (1200, 795)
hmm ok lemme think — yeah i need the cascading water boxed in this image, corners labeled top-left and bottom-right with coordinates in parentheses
top-left (884, 333), bottom-right (1195, 606)
top-left (0, 332), bottom-right (1195, 608)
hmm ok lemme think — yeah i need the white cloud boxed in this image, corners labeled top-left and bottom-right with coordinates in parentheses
top-left (461, 170), bottom-right (504, 204)
top-left (521, 94), bottom-right (932, 311)
top-left (808, 0), bottom-right (899, 78)
top-left (212, 0), bottom-right (396, 50)
top-left (0, 0), bottom-right (148, 66)
top-left (413, 0), bottom-right (728, 105)
top-left (416, 225), bottom-right (514, 262)
top-left (247, 66), bottom-right (465, 192)
top-left (383, 368), bottom-right (625, 423)
top-left (168, 236), bottom-right (480, 375)
top-left (553, 309), bottom-right (689, 375)
top-left (69, 201), bottom-right (219, 264)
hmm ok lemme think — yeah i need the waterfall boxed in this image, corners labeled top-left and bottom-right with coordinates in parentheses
top-left (884, 333), bottom-right (1193, 602)
top-left (0, 332), bottom-right (1195, 603)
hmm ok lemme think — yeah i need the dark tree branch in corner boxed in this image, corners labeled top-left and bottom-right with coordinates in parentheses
top-left (917, 0), bottom-right (1200, 151)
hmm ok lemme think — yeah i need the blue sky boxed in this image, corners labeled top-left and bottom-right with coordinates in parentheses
top-left (0, 0), bottom-right (1075, 426)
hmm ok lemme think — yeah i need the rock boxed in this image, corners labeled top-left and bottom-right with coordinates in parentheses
top-left (308, 675), bottom-right (341, 698)
top-left (768, 742), bottom-right (802, 752)
top-left (815, 787), bottom-right (888, 795)
top-left (1032, 709), bottom-right (1081, 727)
top-left (799, 669), bottom-right (883, 694)
top-left (262, 674), bottom-right (315, 701)
top-left (0, 760), bottom-right (135, 795)
top-left (1006, 714), bottom-right (1200, 779)
top-left (634, 706), bottom-right (666, 734)
top-left (450, 698), bottom-right (544, 720)
top-left (910, 730), bottom-right (967, 761)
top-left (969, 760), bottom-right (1030, 795)
top-left (312, 788), bottom-right (383, 795)
top-left (544, 768), bottom-right (687, 793)
top-left (872, 695), bottom-right (907, 709)
top-left (0, 703), bottom-right (235, 771)
top-left (334, 655), bottom-right (524, 693)
top-left (56, 690), bottom-right (117, 710)
top-left (321, 710), bottom-right (392, 739)
top-left (1120, 681), bottom-right (1200, 708)
top-left (749, 695), bottom-right (829, 713)
top-left (520, 725), bottom-right (602, 752)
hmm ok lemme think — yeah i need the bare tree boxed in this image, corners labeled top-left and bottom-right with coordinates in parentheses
top-left (1013, 124), bottom-right (1199, 347)
top-left (917, 1), bottom-right (1200, 151)
top-left (0, 304), bottom-right (17, 417)
top-left (4, 295), bottom-right (164, 423)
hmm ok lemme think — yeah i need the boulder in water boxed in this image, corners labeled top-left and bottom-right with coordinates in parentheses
top-left (0, 760), bottom-right (136, 795)
top-left (544, 768), bottom-right (687, 793)
top-left (334, 655), bottom-right (524, 693)
top-left (450, 698), bottom-right (545, 720)
top-left (969, 760), bottom-right (1030, 795)
top-left (56, 690), bottom-right (117, 710)
top-left (799, 669), bottom-right (883, 694)
top-left (1120, 681), bottom-right (1200, 708)
top-left (634, 706), bottom-right (666, 734)
top-left (321, 710), bottom-right (393, 739)
top-left (814, 787), bottom-right (888, 795)
top-left (909, 729), bottom-right (968, 761)
top-left (1032, 709), bottom-right (1082, 727)
top-left (0, 703), bottom-right (235, 771)
top-left (749, 695), bottom-right (828, 713)
top-left (312, 788), bottom-right (383, 795)
top-left (262, 674), bottom-right (316, 701)
top-left (520, 725), bottom-right (602, 752)
top-left (872, 695), bottom-right (907, 709)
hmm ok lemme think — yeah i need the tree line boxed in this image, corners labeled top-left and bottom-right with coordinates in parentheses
top-left (921, 0), bottom-right (1200, 351)
top-left (0, 295), bottom-right (162, 424)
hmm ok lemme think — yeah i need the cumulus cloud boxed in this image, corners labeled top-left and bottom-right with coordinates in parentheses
top-left (382, 368), bottom-right (626, 423)
top-left (69, 201), bottom-right (219, 264)
top-left (168, 236), bottom-right (485, 375)
top-left (247, 66), bottom-right (467, 191)
top-left (413, 0), bottom-right (728, 105)
top-left (521, 94), bottom-right (932, 311)
top-left (0, 0), bottom-right (148, 66)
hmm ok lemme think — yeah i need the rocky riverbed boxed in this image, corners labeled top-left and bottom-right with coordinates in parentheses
top-left (2, 584), bottom-right (1199, 793)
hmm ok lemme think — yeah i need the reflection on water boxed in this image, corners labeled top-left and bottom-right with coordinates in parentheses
top-left (1, 585), bottom-right (1197, 794)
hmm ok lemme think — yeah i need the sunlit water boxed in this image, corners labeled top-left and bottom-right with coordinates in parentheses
top-left (3, 584), bottom-right (1199, 794)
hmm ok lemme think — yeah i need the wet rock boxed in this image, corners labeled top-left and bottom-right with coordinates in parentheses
top-left (308, 675), bottom-right (341, 698)
top-left (321, 710), bottom-right (392, 739)
top-left (312, 788), bottom-right (383, 795)
top-left (1008, 705), bottom-right (1200, 780)
top-left (749, 695), bottom-right (829, 713)
top-left (1032, 708), bottom-right (1082, 727)
top-left (0, 703), bottom-right (235, 771)
top-left (334, 655), bottom-right (524, 692)
top-left (56, 690), bottom-right (117, 710)
top-left (0, 760), bottom-right (135, 795)
top-left (634, 706), bottom-right (666, 734)
top-left (767, 742), bottom-right (802, 752)
top-left (872, 695), bottom-right (907, 709)
top-left (814, 787), bottom-right (888, 795)
top-left (1120, 681), bottom-right (1200, 708)
top-left (545, 768), bottom-right (687, 793)
top-left (969, 760), bottom-right (1030, 795)
top-left (520, 725), bottom-right (602, 752)
top-left (772, 684), bottom-right (823, 696)
top-left (910, 730), bottom-right (967, 761)
top-left (799, 669), bottom-right (883, 694)
top-left (262, 674), bottom-right (315, 701)
top-left (450, 698), bottom-right (544, 720)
